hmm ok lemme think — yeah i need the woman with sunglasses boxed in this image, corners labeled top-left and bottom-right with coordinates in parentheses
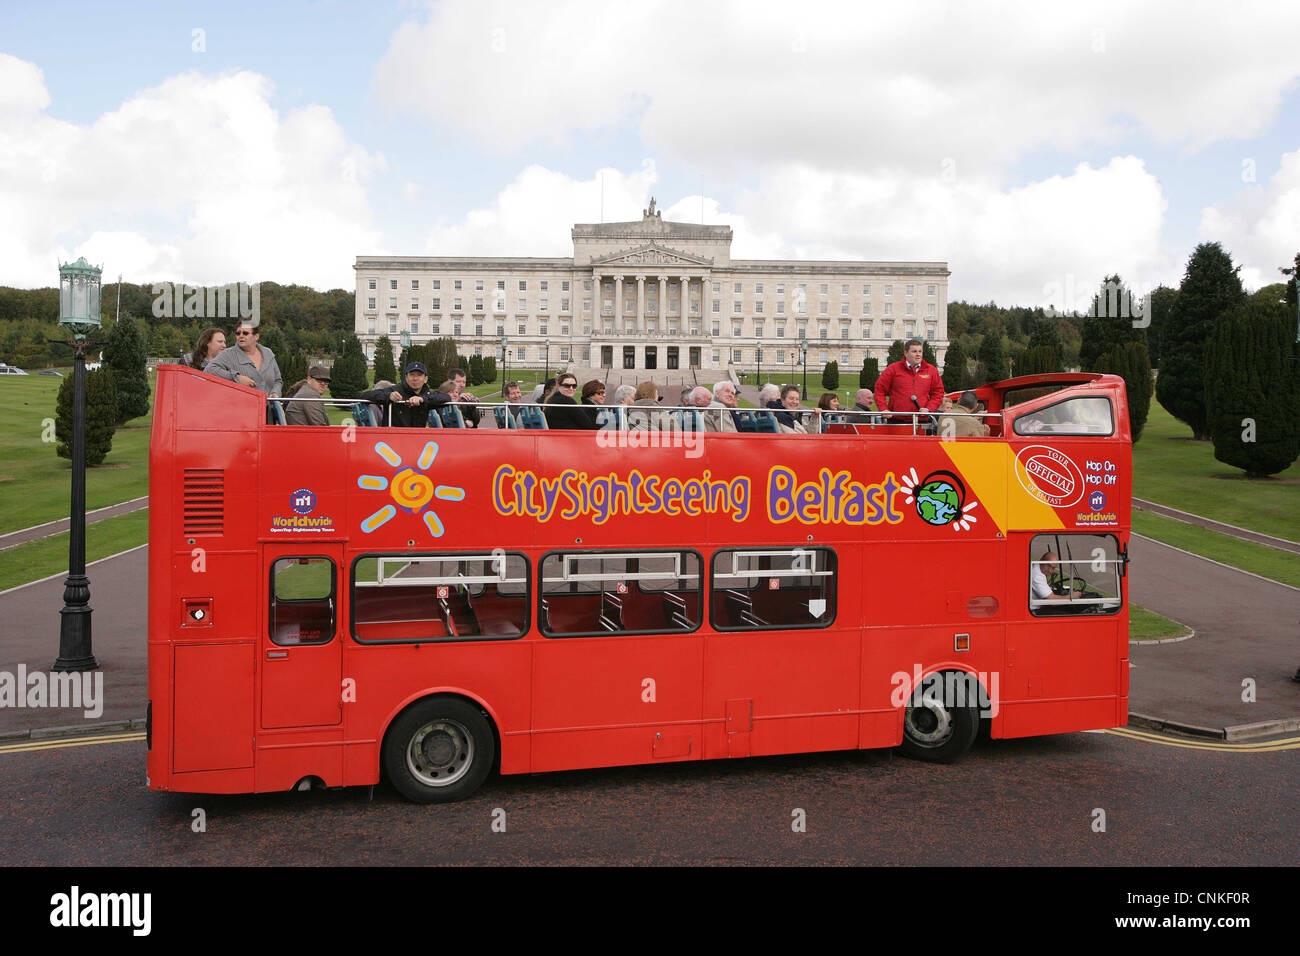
top-left (543, 375), bottom-right (597, 430)
top-left (204, 321), bottom-right (282, 398)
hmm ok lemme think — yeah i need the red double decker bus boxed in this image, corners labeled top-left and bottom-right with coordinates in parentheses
top-left (146, 366), bottom-right (1131, 802)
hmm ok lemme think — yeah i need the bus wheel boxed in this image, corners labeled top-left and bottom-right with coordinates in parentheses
top-left (900, 680), bottom-right (979, 764)
top-left (383, 697), bottom-right (494, 803)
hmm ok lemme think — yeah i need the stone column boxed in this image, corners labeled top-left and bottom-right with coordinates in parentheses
top-left (613, 275), bottom-right (623, 330)
top-left (680, 275), bottom-right (690, 319)
top-left (636, 275), bottom-right (645, 332)
top-left (657, 274), bottom-right (668, 325)
top-left (590, 271), bottom-right (599, 323)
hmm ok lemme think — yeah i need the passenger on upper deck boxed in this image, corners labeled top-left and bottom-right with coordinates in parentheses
top-left (852, 389), bottom-right (874, 413)
top-left (709, 381), bottom-right (740, 432)
top-left (503, 381), bottom-right (523, 404)
top-left (186, 328), bottom-right (226, 370)
top-left (205, 321), bottom-right (282, 398)
top-left (874, 338), bottom-right (943, 420)
top-left (285, 365), bottom-right (332, 426)
top-left (774, 385), bottom-right (808, 434)
top-left (448, 367), bottom-right (480, 427)
top-left (629, 382), bottom-right (676, 432)
top-left (544, 374), bottom-right (594, 430)
top-left (360, 362), bottom-right (433, 427)
top-left (938, 390), bottom-right (989, 438)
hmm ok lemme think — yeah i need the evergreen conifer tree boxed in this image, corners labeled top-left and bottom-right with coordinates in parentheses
top-left (821, 360), bottom-right (839, 391)
top-left (1144, 285), bottom-right (1178, 368)
top-left (1025, 319), bottom-right (1063, 371)
top-left (56, 367), bottom-right (118, 466)
top-left (1157, 243), bottom-right (1246, 440)
top-left (373, 335), bottom-right (397, 384)
top-left (887, 340), bottom-right (905, 365)
top-left (978, 332), bottom-right (1008, 382)
top-left (1079, 275), bottom-right (1146, 371)
top-left (1203, 300), bottom-right (1300, 476)
top-left (1096, 342), bottom-right (1154, 443)
top-left (427, 338), bottom-right (459, 385)
top-left (468, 355), bottom-right (484, 385)
top-left (940, 341), bottom-right (966, 391)
top-left (859, 357), bottom-right (879, 391)
top-left (921, 340), bottom-right (937, 366)
top-left (330, 335), bottom-right (368, 399)
top-left (103, 314), bottom-right (150, 423)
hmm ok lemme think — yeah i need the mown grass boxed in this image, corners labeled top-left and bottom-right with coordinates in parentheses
top-left (1133, 402), bottom-right (1300, 542)
top-left (1133, 511), bottom-right (1300, 589)
top-left (1128, 603), bottom-right (1193, 641)
top-left (0, 375), bottom-right (152, 534)
top-left (0, 508), bottom-right (149, 593)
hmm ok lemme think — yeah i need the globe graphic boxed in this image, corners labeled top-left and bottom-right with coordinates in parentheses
top-left (915, 479), bottom-right (961, 526)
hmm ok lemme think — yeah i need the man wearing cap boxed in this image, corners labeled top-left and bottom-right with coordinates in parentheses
top-left (285, 365), bottom-right (333, 426)
top-left (360, 362), bottom-right (435, 427)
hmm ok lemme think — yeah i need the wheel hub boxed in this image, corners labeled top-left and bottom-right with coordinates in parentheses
top-left (905, 694), bottom-right (954, 746)
top-left (407, 720), bottom-right (473, 787)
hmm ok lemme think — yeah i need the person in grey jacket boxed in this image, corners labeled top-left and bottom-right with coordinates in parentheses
top-left (285, 365), bottom-right (332, 426)
top-left (204, 321), bottom-right (282, 397)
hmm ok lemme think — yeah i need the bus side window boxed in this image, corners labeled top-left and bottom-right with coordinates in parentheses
top-left (270, 557), bottom-right (336, 645)
top-left (709, 548), bottom-right (837, 631)
top-left (1028, 534), bottom-right (1123, 617)
top-left (539, 550), bottom-right (702, 638)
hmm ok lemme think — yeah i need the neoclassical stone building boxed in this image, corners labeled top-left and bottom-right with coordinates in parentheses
top-left (354, 201), bottom-right (949, 378)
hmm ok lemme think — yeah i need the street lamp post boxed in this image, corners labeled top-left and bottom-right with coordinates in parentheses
top-left (799, 340), bottom-right (808, 399)
top-left (756, 343), bottom-right (762, 389)
top-left (500, 334), bottom-right (508, 382)
top-left (544, 338), bottom-right (550, 380)
top-left (399, 329), bottom-right (410, 371)
top-left (55, 258), bottom-right (103, 672)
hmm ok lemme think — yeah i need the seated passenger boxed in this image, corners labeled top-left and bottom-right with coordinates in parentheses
top-left (708, 381), bottom-right (740, 432)
top-left (284, 365), bottom-right (332, 426)
top-left (628, 381), bottom-right (676, 432)
top-left (186, 328), bottom-right (226, 370)
top-left (360, 362), bottom-right (434, 427)
top-left (579, 379), bottom-right (606, 428)
top-left (544, 375), bottom-right (593, 430)
top-left (772, 385), bottom-right (807, 433)
top-left (938, 390), bottom-right (989, 438)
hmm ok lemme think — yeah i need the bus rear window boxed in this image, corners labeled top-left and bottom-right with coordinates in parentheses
top-left (539, 550), bottom-right (702, 638)
top-left (710, 548), bottom-right (836, 631)
top-left (270, 557), bottom-right (336, 646)
top-left (352, 553), bottom-right (529, 642)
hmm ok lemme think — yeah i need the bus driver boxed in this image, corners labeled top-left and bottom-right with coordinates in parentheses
top-left (1031, 551), bottom-right (1081, 603)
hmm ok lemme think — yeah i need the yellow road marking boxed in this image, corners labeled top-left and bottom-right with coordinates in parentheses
top-left (0, 731), bottom-right (145, 755)
top-left (1104, 727), bottom-right (1300, 752)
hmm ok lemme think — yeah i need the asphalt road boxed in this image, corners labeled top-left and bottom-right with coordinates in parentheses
top-left (2, 727), bottom-right (1295, 866)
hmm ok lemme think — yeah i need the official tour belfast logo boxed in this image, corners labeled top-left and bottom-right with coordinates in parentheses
top-left (357, 441), bottom-right (466, 538)
top-left (898, 468), bottom-right (980, 531)
top-left (1014, 444), bottom-right (1085, 508)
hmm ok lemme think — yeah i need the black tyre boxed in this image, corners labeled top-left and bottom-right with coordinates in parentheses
top-left (900, 672), bottom-right (980, 764)
top-left (383, 697), bottom-right (495, 803)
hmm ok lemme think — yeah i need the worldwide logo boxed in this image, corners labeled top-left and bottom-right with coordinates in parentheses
top-left (290, 488), bottom-right (317, 515)
top-left (898, 468), bottom-right (980, 532)
top-left (1089, 490), bottom-right (1106, 512)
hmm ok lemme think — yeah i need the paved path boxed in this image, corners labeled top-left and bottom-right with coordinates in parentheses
top-left (1134, 497), bottom-right (1300, 554)
top-left (2, 535), bottom-right (1297, 738)
top-left (1127, 534), bottom-right (1299, 733)
top-left (0, 496), bottom-right (149, 552)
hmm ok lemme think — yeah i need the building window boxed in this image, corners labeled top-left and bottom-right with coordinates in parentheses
top-left (927, 304), bottom-right (936, 317)
top-left (523, 299), bottom-right (531, 312)
top-left (841, 284), bottom-right (849, 296)
top-left (733, 323), bottom-right (742, 337)
top-left (691, 299), bottom-right (699, 314)
top-left (432, 322), bottom-right (440, 333)
top-left (819, 328), bottom-right (828, 339)
top-left (819, 302), bottom-right (828, 315)
top-left (884, 303), bottom-right (893, 316)
top-left (884, 284), bottom-right (892, 296)
top-left (540, 323), bottom-right (548, 335)
top-left (518, 324), bottom-right (526, 335)
top-left (712, 282), bottom-right (721, 293)
top-left (496, 325), bottom-right (505, 336)
top-left (841, 351), bottom-right (850, 364)
top-left (432, 298), bottom-right (440, 310)
top-left (820, 283), bottom-right (828, 295)
top-left (367, 297), bottom-right (376, 310)
top-left (713, 300), bottom-right (721, 313)
top-left (432, 280), bottom-right (440, 290)
top-left (840, 303), bottom-right (849, 315)
top-left (754, 323), bottom-right (764, 338)
top-left (820, 350), bottom-right (829, 363)
top-left (562, 281), bottom-right (569, 291)
top-left (453, 298), bottom-right (462, 311)
top-left (560, 347), bottom-right (570, 361)
top-left (388, 297), bottom-right (397, 309)
top-left (475, 323), bottom-right (483, 335)
top-left (928, 284), bottom-right (936, 296)
top-left (732, 302), bottom-right (742, 314)
top-left (906, 284), bottom-right (915, 296)
top-left (561, 324), bottom-right (569, 335)
top-left (561, 298), bottom-right (569, 312)
top-left (861, 325), bottom-right (870, 339)
top-left (411, 299), bottom-right (419, 311)
top-left (776, 283), bottom-right (785, 295)
top-left (583, 324), bottom-right (591, 334)
top-left (776, 302), bottom-right (785, 314)
top-left (755, 283), bottom-right (764, 295)
top-left (454, 323), bottom-right (462, 335)
top-left (584, 298), bottom-right (592, 313)
top-left (519, 280), bottom-right (527, 291)
top-left (454, 280), bottom-right (462, 291)
top-left (540, 280), bottom-right (548, 291)
top-left (368, 279), bottom-right (376, 290)
top-left (755, 301), bottom-right (764, 314)
top-left (390, 279), bottom-right (397, 290)
top-left (477, 280), bottom-right (485, 292)
top-left (367, 320), bottom-right (376, 334)
top-left (927, 324), bottom-right (936, 339)
top-left (712, 322), bottom-right (721, 336)
top-left (477, 299), bottom-right (485, 312)
top-left (840, 324), bottom-right (849, 338)
top-left (906, 303), bottom-right (914, 316)
top-left (863, 302), bottom-right (871, 316)
top-left (732, 349), bottom-right (742, 363)
top-left (411, 280), bottom-right (419, 290)
top-left (776, 325), bottom-right (785, 338)
top-left (863, 284), bottom-right (870, 295)
top-left (517, 347), bottom-right (525, 360)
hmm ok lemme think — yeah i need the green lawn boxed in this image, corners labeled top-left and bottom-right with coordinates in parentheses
top-left (1134, 402), bottom-right (1300, 542)
top-left (0, 508), bottom-right (149, 593)
top-left (1133, 511), bottom-right (1300, 588)
top-left (1129, 603), bottom-right (1193, 641)
top-left (0, 376), bottom-right (152, 535)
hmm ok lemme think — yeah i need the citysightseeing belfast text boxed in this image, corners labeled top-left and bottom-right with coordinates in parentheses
top-left (492, 464), bottom-right (906, 526)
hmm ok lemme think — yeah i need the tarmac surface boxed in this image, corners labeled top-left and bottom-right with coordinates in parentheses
top-left (1, 537), bottom-right (1296, 739)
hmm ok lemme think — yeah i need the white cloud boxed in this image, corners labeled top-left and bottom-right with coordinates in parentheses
top-left (415, 156), bottom-right (1171, 310)
top-left (0, 61), bottom-right (385, 290)
top-left (1198, 149), bottom-right (1300, 291)
top-left (375, 0), bottom-right (1300, 171)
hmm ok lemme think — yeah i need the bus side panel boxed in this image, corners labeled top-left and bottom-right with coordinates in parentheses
top-left (173, 641), bottom-right (255, 772)
top-left (530, 635), bottom-right (703, 773)
top-left (344, 640), bottom-right (535, 784)
top-left (254, 728), bottom-right (345, 792)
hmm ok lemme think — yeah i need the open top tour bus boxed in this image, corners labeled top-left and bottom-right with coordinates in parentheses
top-left (146, 365), bottom-right (1130, 802)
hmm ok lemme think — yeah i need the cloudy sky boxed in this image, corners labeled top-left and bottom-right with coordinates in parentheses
top-left (3, 0), bottom-right (1298, 309)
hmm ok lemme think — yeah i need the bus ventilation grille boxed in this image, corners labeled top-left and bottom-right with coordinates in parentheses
top-left (183, 468), bottom-right (225, 536)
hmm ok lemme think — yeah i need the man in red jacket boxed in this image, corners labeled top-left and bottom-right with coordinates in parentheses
top-left (874, 339), bottom-right (944, 421)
